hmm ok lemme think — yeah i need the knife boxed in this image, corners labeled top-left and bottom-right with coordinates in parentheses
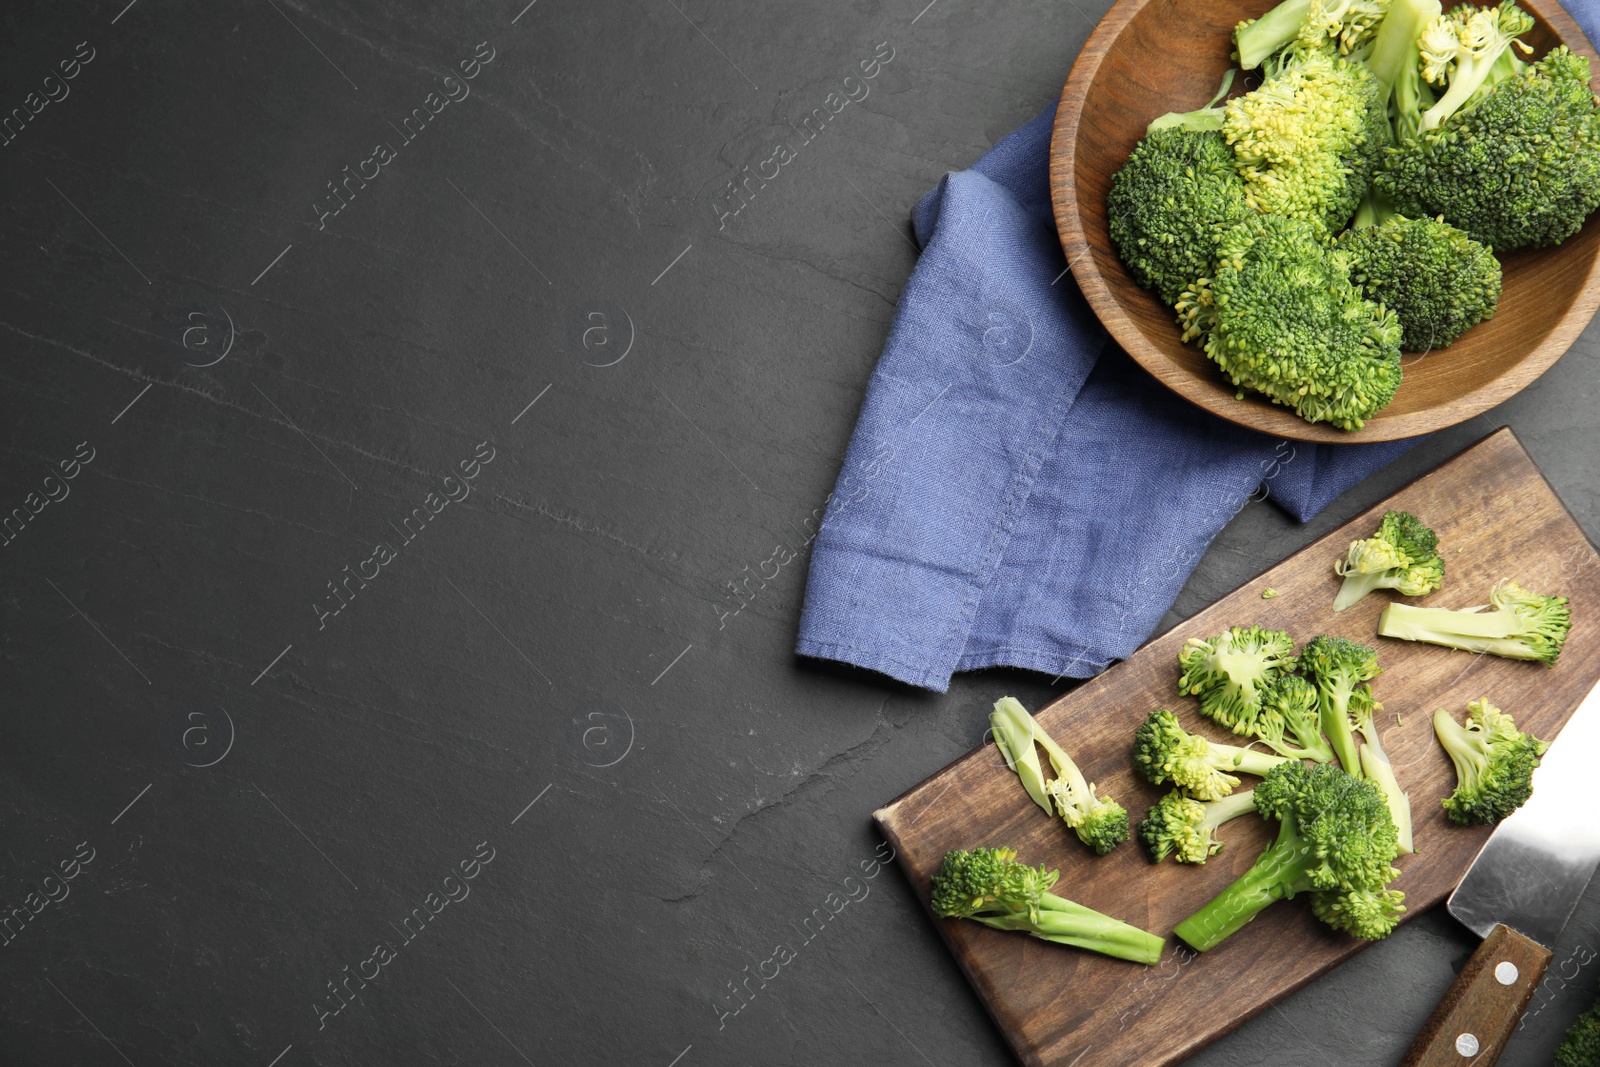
top-left (1400, 677), bottom-right (1600, 1066)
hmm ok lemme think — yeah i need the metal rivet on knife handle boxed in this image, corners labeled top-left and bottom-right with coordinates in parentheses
top-left (1494, 962), bottom-right (1519, 985)
top-left (1455, 1034), bottom-right (1480, 1057)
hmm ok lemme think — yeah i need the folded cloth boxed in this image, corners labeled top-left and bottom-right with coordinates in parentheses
top-left (794, 105), bottom-right (1419, 693)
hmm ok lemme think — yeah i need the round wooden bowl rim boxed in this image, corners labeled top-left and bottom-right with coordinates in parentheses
top-left (1050, 0), bottom-right (1600, 443)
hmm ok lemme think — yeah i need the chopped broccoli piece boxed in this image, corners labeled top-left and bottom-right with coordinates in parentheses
top-left (1177, 625), bottom-right (1300, 736)
top-left (1177, 215), bottom-right (1403, 431)
top-left (1222, 47), bottom-right (1389, 236)
top-left (1376, 45), bottom-right (1600, 250)
top-left (1107, 128), bottom-right (1256, 306)
top-left (1432, 698), bottom-right (1549, 825)
top-left (1353, 693), bottom-right (1414, 854)
top-left (1339, 215), bottom-right (1501, 352)
top-left (1331, 509), bottom-right (1445, 612)
top-left (1415, 1), bottom-right (1535, 132)
top-left (1139, 788), bottom-right (1260, 864)
top-left (1377, 579), bottom-right (1572, 664)
top-left (1300, 635), bottom-right (1383, 776)
top-left (1234, 0), bottom-right (1392, 71)
top-left (1173, 762), bottom-right (1405, 951)
top-left (990, 697), bottom-right (1130, 854)
top-left (1133, 708), bottom-right (1291, 801)
top-left (1557, 983), bottom-right (1600, 1067)
top-left (1254, 673), bottom-right (1339, 763)
top-left (930, 848), bottom-right (1165, 964)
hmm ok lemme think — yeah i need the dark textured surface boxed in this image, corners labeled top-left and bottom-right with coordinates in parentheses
top-left (0, 2), bottom-right (1597, 1066)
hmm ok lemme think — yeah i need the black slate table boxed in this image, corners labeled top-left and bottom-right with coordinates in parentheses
top-left (3, 2), bottom-right (1598, 1065)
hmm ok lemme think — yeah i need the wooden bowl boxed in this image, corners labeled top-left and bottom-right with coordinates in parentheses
top-left (1050, 0), bottom-right (1600, 442)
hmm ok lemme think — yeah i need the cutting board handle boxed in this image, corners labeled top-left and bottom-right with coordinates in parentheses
top-left (1398, 923), bottom-right (1553, 1067)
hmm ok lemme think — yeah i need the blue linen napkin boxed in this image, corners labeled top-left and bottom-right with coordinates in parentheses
top-left (800, 2), bottom-right (1600, 693)
top-left (793, 105), bottom-right (1420, 693)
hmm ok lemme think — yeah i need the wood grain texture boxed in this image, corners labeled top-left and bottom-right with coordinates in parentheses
top-left (874, 429), bottom-right (1600, 1067)
top-left (1048, 0), bottom-right (1600, 443)
top-left (1398, 924), bottom-right (1553, 1067)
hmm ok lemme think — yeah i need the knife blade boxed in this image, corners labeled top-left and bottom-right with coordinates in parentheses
top-left (1400, 676), bottom-right (1600, 1067)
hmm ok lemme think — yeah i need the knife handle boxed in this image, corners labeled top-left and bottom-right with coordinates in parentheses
top-left (1399, 923), bottom-right (1553, 1067)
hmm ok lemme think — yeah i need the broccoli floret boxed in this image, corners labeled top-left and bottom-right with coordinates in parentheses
top-left (1299, 635), bottom-right (1383, 776)
top-left (1338, 215), bottom-right (1501, 352)
top-left (1376, 45), bottom-right (1600, 250)
top-left (1177, 215), bottom-right (1403, 432)
top-left (930, 848), bottom-right (1165, 964)
top-left (1331, 509), bottom-right (1445, 612)
top-left (1177, 625), bottom-right (1300, 736)
top-left (990, 697), bottom-right (1129, 854)
top-left (1173, 762), bottom-right (1405, 950)
top-left (1133, 708), bottom-right (1291, 800)
top-left (1557, 984), bottom-right (1600, 1067)
top-left (1222, 47), bottom-right (1389, 236)
top-left (1107, 128), bottom-right (1256, 305)
top-left (1138, 788), bottom-right (1260, 864)
top-left (1415, 2), bottom-right (1535, 132)
top-left (1432, 698), bottom-right (1549, 824)
top-left (1234, 0), bottom-right (1392, 71)
top-left (1377, 579), bottom-right (1572, 664)
top-left (1254, 673), bottom-right (1339, 763)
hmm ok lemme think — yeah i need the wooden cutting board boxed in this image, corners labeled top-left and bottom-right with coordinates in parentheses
top-left (874, 428), bottom-right (1600, 1067)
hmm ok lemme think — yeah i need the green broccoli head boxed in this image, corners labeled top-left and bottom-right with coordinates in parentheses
top-left (1222, 47), bottom-right (1388, 236)
top-left (930, 847), bottom-right (1058, 922)
top-left (1432, 698), bottom-right (1549, 825)
top-left (1178, 625), bottom-right (1300, 734)
top-left (1376, 46), bottom-right (1600, 250)
top-left (1046, 779), bottom-right (1131, 855)
top-left (1490, 581), bottom-right (1573, 664)
top-left (1300, 634), bottom-right (1383, 775)
top-left (1255, 673), bottom-right (1339, 763)
top-left (1132, 708), bottom-right (1290, 800)
top-left (1556, 989), bottom-right (1600, 1067)
top-left (1175, 762), bottom-right (1404, 950)
top-left (1138, 791), bottom-right (1216, 864)
top-left (1332, 509), bottom-right (1446, 611)
top-left (1339, 215), bottom-right (1501, 352)
top-left (1311, 883), bottom-right (1409, 940)
top-left (1138, 788), bottom-right (1259, 864)
top-left (1107, 128), bottom-right (1256, 306)
top-left (1177, 215), bottom-right (1403, 432)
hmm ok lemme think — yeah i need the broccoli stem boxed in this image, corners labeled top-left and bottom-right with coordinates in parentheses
top-left (1368, 0), bottom-right (1441, 107)
top-left (1235, 0), bottom-right (1313, 70)
top-left (1147, 70), bottom-right (1236, 134)
top-left (1034, 724), bottom-right (1092, 803)
top-left (1173, 817), bottom-right (1309, 952)
top-left (990, 698), bottom-right (1052, 815)
top-left (1430, 707), bottom-right (1483, 795)
top-left (1202, 788), bottom-right (1260, 834)
top-left (1358, 732), bottom-right (1414, 854)
top-left (1318, 680), bottom-right (1364, 777)
top-left (1228, 748), bottom-right (1290, 778)
top-left (1333, 567), bottom-right (1393, 611)
top-left (979, 894), bottom-right (1166, 964)
top-left (1377, 602), bottom-right (1548, 661)
top-left (1351, 190), bottom-right (1399, 229)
